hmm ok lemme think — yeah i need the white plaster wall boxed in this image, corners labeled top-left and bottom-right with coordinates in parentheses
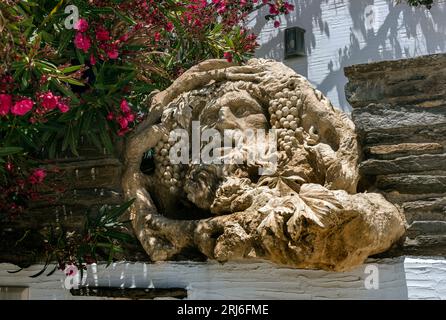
top-left (0, 257), bottom-right (445, 299)
top-left (248, 0), bottom-right (446, 112)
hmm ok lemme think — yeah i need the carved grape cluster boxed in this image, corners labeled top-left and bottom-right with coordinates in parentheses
top-left (153, 131), bottom-right (185, 194)
top-left (268, 88), bottom-right (305, 155)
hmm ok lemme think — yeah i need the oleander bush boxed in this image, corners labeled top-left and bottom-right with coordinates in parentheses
top-left (0, 0), bottom-right (294, 218)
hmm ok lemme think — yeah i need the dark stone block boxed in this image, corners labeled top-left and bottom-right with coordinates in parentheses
top-left (352, 104), bottom-right (446, 133)
top-left (376, 174), bottom-right (446, 194)
top-left (360, 154), bottom-right (446, 175)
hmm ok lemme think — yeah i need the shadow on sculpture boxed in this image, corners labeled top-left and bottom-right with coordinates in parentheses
top-left (122, 59), bottom-right (406, 271)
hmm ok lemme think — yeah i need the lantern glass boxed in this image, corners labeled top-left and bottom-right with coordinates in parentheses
top-left (285, 27), bottom-right (306, 59)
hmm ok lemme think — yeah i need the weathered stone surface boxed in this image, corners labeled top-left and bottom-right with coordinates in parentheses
top-left (362, 125), bottom-right (446, 146)
top-left (360, 154), bottom-right (446, 175)
top-left (122, 59), bottom-right (406, 271)
top-left (43, 158), bottom-right (123, 189)
top-left (345, 53), bottom-right (446, 109)
top-left (407, 221), bottom-right (446, 239)
top-left (30, 186), bottom-right (122, 204)
top-left (376, 235), bottom-right (446, 257)
top-left (376, 174), bottom-right (446, 194)
top-left (383, 191), bottom-right (446, 205)
top-left (353, 104), bottom-right (446, 133)
top-left (346, 53), bottom-right (446, 258)
top-left (352, 103), bottom-right (446, 149)
top-left (366, 143), bottom-right (444, 160)
top-left (403, 197), bottom-right (446, 224)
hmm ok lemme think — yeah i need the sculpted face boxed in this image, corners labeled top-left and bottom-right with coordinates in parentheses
top-left (181, 88), bottom-right (270, 210)
top-left (123, 59), bottom-right (406, 271)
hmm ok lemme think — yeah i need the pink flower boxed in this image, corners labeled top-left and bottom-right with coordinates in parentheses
top-left (11, 99), bottom-right (34, 116)
top-left (64, 265), bottom-right (78, 277)
top-left (117, 116), bottom-right (128, 129)
top-left (96, 26), bottom-right (110, 41)
top-left (269, 4), bottom-right (280, 15)
top-left (166, 22), bottom-right (174, 32)
top-left (223, 52), bottom-right (233, 63)
top-left (106, 45), bottom-right (119, 59)
top-left (284, 2), bottom-right (295, 13)
top-left (106, 112), bottom-right (114, 121)
top-left (154, 32), bottom-right (161, 42)
top-left (39, 91), bottom-right (59, 110)
top-left (0, 94), bottom-right (12, 116)
top-left (217, 4), bottom-right (226, 14)
top-left (57, 102), bottom-right (70, 113)
top-left (29, 168), bottom-right (46, 185)
top-left (5, 162), bottom-right (14, 172)
top-left (125, 113), bottom-right (135, 122)
top-left (274, 20), bottom-right (280, 28)
top-left (119, 33), bottom-right (129, 42)
top-left (90, 53), bottom-right (96, 66)
top-left (74, 32), bottom-right (91, 53)
top-left (120, 99), bottom-right (131, 113)
top-left (118, 127), bottom-right (129, 136)
top-left (74, 18), bottom-right (89, 33)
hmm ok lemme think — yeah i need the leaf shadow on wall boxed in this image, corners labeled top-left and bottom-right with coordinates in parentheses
top-left (249, 0), bottom-right (446, 112)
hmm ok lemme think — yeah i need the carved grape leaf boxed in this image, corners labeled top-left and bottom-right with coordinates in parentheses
top-left (299, 184), bottom-right (343, 220)
top-left (287, 184), bottom-right (343, 242)
top-left (258, 175), bottom-right (305, 194)
top-left (258, 197), bottom-right (295, 216)
top-left (258, 183), bottom-right (343, 242)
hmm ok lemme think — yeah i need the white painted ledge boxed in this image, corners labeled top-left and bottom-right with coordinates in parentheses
top-left (0, 257), bottom-right (445, 299)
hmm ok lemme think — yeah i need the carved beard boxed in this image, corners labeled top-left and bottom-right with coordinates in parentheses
top-left (183, 165), bottom-right (223, 210)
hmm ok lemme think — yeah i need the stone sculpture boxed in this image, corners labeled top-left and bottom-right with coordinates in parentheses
top-left (122, 59), bottom-right (406, 271)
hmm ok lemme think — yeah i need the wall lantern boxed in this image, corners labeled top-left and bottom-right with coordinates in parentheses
top-left (284, 26), bottom-right (306, 59)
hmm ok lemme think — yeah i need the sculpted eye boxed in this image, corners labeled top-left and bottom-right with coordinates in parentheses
top-left (230, 104), bottom-right (260, 118)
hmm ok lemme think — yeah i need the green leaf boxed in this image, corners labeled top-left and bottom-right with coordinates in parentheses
top-left (103, 230), bottom-right (135, 243)
top-left (0, 147), bottom-right (23, 156)
top-left (61, 126), bottom-right (71, 152)
top-left (63, 78), bottom-right (85, 86)
top-left (99, 125), bottom-right (113, 153)
top-left (76, 49), bottom-right (85, 65)
top-left (108, 199), bottom-right (135, 218)
top-left (61, 65), bottom-right (82, 74)
top-left (18, 130), bottom-right (37, 150)
top-left (52, 81), bottom-right (80, 104)
top-left (69, 127), bottom-right (79, 156)
top-left (48, 140), bottom-right (57, 159)
top-left (87, 132), bottom-right (103, 151)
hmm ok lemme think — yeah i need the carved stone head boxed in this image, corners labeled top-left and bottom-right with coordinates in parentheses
top-left (122, 59), bottom-right (406, 271)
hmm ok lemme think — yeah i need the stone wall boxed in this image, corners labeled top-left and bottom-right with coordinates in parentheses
top-left (345, 53), bottom-right (446, 256)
